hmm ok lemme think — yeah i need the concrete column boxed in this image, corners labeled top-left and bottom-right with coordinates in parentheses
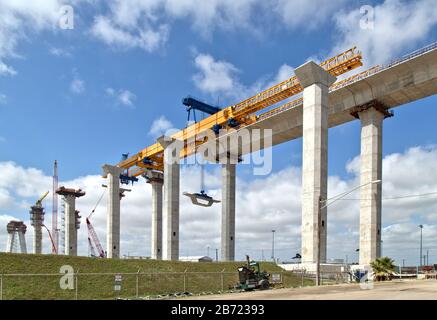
top-left (30, 205), bottom-right (44, 254)
top-left (358, 107), bottom-right (384, 265)
top-left (6, 232), bottom-right (14, 252)
top-left (145, 171), bottom-right (164, 260)
top-left (64, 195), bottom-right (77, 256)
top-left (33, 224), bottom-right (42, 254)
top-left (103, 164), bottom-right (124, 259)
top-left (18, 231), bottom-right (27, 254)
top-left (158, 136), bottom-right (183, 261)
top-left (295, 61), bottom-right (336, 264)
top-left (221, 163), bottom-right (236, 261)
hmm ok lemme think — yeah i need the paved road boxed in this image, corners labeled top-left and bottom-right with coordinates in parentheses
top-left (185, 280), bottom-right (437, 300)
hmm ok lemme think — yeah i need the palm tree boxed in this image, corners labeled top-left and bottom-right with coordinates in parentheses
top-left (370, 257), bottom-right (396, 281)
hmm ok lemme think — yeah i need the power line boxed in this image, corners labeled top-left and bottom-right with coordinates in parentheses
top-left (332, 191), bottom-right (437, 201)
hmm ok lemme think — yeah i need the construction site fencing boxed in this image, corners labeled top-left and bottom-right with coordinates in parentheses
top-left (0, 270), bottom-right (350, 300)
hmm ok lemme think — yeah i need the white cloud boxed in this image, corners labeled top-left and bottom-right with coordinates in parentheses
top-left (0, 0), bottom-right (74, 76)
top-left (106, 87), bottom-right (137, 107)
top-left (0, 62), bottom-right (17, 76)
top-left (49, 47), bottom-right (72, 57)
top-left (332, 0), bottom-right (437, 65)
top-left (1, 146), bottom-right (437, 265)
top-left (274, 0), bottom-right (347, 30)
top-left (90, 0), bottom-right (259, 50)
top-left (91, 15), bottom-right (170, 53)
top-left (70, 78), bottom-right (85, 94)
top-left (192, 53), bottom-right (294, 103)
top-left (193, 54), bottom-right (240, 95)
top-left (148, 115), bottom-right (174, 138)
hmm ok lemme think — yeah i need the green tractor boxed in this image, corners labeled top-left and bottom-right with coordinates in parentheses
top-left (236, 255), bottom-right (270, 291)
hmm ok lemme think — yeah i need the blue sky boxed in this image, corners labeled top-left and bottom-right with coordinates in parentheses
top-left (1, 0), bottom-right (437, 264)
top-left (4, 0), bottom-right (437, 180)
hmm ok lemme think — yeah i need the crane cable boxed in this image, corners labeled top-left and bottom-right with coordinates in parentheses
top-left (187, 107), bottom-right (206, 193)
top-left (88, 189), bottom-right (107, 220)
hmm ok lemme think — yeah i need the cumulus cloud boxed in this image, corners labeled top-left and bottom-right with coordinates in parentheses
top-left (106, 88), bottom-right (137, 107)
top-left (148, 115), bottom-right (175, 138)
top-left (91, 15), bottom-right (170, 53)
top-left (193, 54), bottom-right (240, 95)
top-left (274, 0), bottom-right (347, 30)
top-left (192, 53), bottom-right (294, 103)
top-left (0, 0), bottom-right (78, 76)
top-left (0, 62), bottom-right (17, 76)
top-left (1, 146), bottom-right (437, 265)
top-left (89, 0), bottom-right (260, 51)
top-left (332, 0), bottom-right (437, 66)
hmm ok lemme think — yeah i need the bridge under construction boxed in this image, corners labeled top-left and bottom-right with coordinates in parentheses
top-left (96, 42), bottom-right (437, 268)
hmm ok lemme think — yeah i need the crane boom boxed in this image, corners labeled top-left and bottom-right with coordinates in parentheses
top-left (86, 218), bottom-right (105, 258)
top-left (88, 237), bottom-right (97, 257)
top-left (116, 47), bottom-right (363, 175)
top-left (36, 191), bottom-right (49, 206)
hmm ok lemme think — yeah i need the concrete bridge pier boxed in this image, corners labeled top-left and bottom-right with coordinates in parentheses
top-left (56, 187), bottom-right (85, 256)
top-left (158, 136), bottom-right (183, 261)
top-left (221, 162), bottom-right (236, 261)
top-left (145, 170), bottom-right (164, 260)
top-left (295, 61), bottom-right (336, 264)
top-left (102, 164), bottom-right (123, 259)
top-left (357, 105), bottom-right (387, 265)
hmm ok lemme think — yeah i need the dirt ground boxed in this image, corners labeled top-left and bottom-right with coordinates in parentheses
top-left (184, 280), bottom-right (437, 300)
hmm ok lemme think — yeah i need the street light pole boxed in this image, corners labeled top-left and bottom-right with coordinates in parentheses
top-left (271, 230), bottom-right (276, 263)
top-left (316, 196), bottom-right (322, 286)
top-left (316, 179), bottom-right (382, 286)
top-left (419, 225), bottom-right (423, 267)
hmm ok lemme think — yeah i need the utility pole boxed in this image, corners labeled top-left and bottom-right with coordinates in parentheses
top-left (419, 225), bottom-right (423, 267)
top-left (271, 230), bottom-right (276, 263)
top-left (316, 196), bottom-right (322, 286)
top-left (426, 250), bottom-right (429, 266)
top-left (215, 248), bottom-right (218, 262)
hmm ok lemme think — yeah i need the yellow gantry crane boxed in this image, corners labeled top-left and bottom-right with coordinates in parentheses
top-left (116, 47), bottom-right (363, 175)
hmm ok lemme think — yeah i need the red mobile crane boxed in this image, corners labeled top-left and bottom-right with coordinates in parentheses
top-left (86, 190), bottom-right (106, 258)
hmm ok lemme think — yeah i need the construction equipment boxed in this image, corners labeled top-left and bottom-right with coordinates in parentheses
top-left (183, 96), bottom-right (222, 124)
top-left (236, 255), bottom-right (270, 291)
top-left (120, 153), bottom-right (139, 185)
top-left (36, 191), bottom-right (49, 207)
top-left (86, 190), bottom-right (106, 258)
top-left (115, 47), bottom-right (363, 176)
top-left (183, 98), bottom-right (221, 207)
top-left (42, 224), bottom-right (57, 254)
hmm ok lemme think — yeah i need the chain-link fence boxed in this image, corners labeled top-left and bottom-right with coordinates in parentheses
top-left (0, 270), bottom-right (351, 300)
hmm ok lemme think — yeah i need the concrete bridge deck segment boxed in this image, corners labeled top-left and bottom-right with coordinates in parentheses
top-left (249, 43), bottom-right (437, 146)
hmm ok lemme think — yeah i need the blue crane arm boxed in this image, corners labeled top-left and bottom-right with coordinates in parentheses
top-left (182, 96), bottom-right (221, 115)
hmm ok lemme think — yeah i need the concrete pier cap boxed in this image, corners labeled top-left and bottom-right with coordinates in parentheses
top-left (294, 61), bottom-right (337, 88)
top-left (102, 164), bottom-right (124, 177)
